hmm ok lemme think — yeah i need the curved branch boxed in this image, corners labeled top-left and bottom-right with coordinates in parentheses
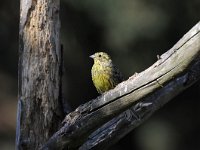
top-left (42, 21), bottom-right (200, 150)
top-left (80, 57), bottom-right (200, 150)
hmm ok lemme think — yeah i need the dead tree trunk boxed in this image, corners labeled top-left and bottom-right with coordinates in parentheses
top-left (16, 0), bottom-right (64, 149)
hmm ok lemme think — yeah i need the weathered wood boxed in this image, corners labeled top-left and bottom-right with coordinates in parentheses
top-left (80, 21), bottom-right (200, 150)
top-left (16, 0), bottom-right (64, 149)
top-left (42, 22), bottom-right (200, 150)
top-left (80, 58), bottom-right (200, 150)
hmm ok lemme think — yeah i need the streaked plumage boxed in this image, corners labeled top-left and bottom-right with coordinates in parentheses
top-left (90, 52), bottom-right (123, 94)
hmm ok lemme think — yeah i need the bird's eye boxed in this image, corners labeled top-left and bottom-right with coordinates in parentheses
top-left (99, 54), bottom-right (102, 57)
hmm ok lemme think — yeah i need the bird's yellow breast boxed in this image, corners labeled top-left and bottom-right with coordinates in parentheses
top-left (91, 64), bottom-right (114, 93)
top-left (92, 73), bottom-right (114, 93)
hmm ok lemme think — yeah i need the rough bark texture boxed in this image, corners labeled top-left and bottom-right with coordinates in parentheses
top-left (42, 22), bottom-right (200, 150)
top-left (80, 60), bottom-right (200, 150)
top-left (80, 21), bottom-right (200, 150)
top-left (16, 0), bottom-right (64, 149)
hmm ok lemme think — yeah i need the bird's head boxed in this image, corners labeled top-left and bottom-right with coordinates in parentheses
top-left (90, 52), bottom-right (112, 65)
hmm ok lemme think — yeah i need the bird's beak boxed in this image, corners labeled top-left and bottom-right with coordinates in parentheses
top-left (90, 54), bottom-right (95, 59)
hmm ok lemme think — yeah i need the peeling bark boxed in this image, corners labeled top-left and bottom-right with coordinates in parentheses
top-left (16, 0), bottom-right (64, 149)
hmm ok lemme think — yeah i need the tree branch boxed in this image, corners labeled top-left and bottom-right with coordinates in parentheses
top-left (80, 57), bottom-right (200, 150)
top-left (42, 21), bottom-right (200, 150)
top-left (79, 22), bottom-right (200, 150)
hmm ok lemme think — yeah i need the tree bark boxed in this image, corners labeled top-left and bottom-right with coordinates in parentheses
top-left (80, 61), bottom-right (200, 150)
top-left (80, 21), bottom-right (200, 150)
top-left (42, 22), bottom-right (200, 149)
top-left (16, 0), bottom-right (64, 149)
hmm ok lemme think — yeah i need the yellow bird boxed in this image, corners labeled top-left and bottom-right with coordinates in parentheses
top-left (90, 52), bottom-right (123, 94)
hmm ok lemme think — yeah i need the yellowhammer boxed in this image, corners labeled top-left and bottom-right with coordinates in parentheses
top-left (90, 52), bottom-right (123, 94)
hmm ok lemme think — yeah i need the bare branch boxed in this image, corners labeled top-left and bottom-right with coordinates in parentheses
top-left (80, 59), bottom-right (200, 150)
top-left (80, 22), bottom-right (200, 150)
top-left (42, 22), bottom-right (200, 150)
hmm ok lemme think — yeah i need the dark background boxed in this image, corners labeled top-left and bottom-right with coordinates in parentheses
top-left (0, 0), bottom-right (200, 149)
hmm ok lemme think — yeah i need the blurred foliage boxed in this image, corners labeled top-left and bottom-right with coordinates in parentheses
top-left (0, 0), bottom-right (199, 149)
